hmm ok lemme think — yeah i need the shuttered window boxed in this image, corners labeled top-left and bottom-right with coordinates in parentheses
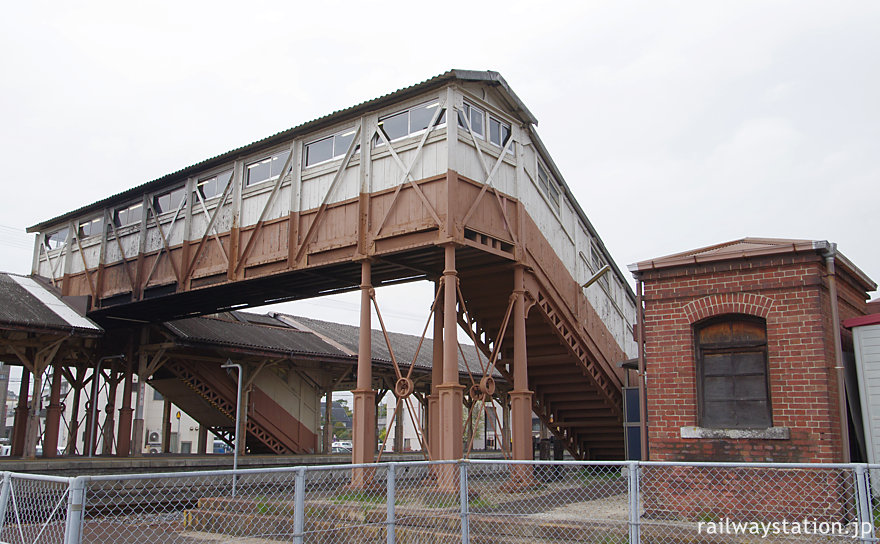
top-left (695, 316), bottom-right (771, 429)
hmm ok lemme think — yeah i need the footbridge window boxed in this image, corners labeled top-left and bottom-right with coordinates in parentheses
top-left (375, 100), bottom-right (446, 145)
top-left (44, 228), bottom-right (68, 250)
top-left (458, 101), bottom-right (512, 153)
top-left (78, 216), bottom-right (103, 239)
top-left (245, 149), bottom-right (291, 187)
top-left (197, 169), bottom-right (232, 200)
top-left (537, 162), bottom-right (561, 212)
top-left (305, 128), bottom-right (359, 167)
top-left (153, 186), bottom-right (186, 214)
top-left (113, 202), bottom-right (144, 227)
top-left (695, 316), bottom-right (771, 429)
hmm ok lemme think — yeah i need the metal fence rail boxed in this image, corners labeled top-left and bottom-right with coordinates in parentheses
top-left (1, 461), bottom-right (878, 543)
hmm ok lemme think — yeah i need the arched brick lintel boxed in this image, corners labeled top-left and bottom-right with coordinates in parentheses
top-left (682, 293), bottom-right (774, 324)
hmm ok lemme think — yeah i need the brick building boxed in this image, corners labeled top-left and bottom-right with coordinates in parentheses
top-left (629, 238), bottom-right (876, 463)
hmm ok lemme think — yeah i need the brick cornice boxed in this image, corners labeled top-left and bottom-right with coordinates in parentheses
top-left (682, 293), bottom-right (775, 324)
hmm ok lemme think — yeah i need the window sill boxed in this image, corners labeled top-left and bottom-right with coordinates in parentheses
top-left (680, 426), bottom-right (790, 440)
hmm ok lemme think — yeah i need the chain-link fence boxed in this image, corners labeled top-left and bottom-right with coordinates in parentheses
top-left (0, 472), bottom-right (70, 544)
top-left (1, 461), bottom-right (878, 543)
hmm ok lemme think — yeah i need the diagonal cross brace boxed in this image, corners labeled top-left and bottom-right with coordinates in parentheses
top-left (293, 125), bottom-right (361, 263)
top-left (234, 141), bottom-right (297, 274)
top-left (373, 102), bottom-right (446, 236)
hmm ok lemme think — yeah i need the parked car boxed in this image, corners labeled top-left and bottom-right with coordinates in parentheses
top-left (331, 446), bottom-right (352, 454)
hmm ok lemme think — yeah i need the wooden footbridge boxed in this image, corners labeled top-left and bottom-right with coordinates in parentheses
top-left (22, 70), bottom-right (637, 466)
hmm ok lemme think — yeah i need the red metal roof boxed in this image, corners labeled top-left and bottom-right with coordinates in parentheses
top-left (843, 313), bottom-right (880, 329)
top-left (628, 237), bottom-right (876, 291)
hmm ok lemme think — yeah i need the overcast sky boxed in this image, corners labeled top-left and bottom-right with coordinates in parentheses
top-left (0, 1), bottom-right (877, 336)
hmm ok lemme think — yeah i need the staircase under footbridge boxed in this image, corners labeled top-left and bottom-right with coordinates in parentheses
top-left (150, 357), bottom-right (317, 454)
top-left (28, 70), bottom-right (637, 460)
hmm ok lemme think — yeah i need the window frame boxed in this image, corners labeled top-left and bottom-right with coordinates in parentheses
top-left (457, 101), bottom-right (485, 140)
top-left (44, 228), bottom-right (69, 251)
top-left (77, 216), bottom-right (103, 239)
top-left (374, 100), bottom-right (446, 147)
top-left (152, 185), bottom-right (186, 215)
top-left (487, 113), bottom-right (513, 153)
top-left (304, 127), bottom-right (359, 168)
top-left (694, 315), bottom-right (772, 430)
top-left (537, 161), bottom-right (561, 212)
top-left (244, 148), bottom-right (291, 188)
top-left (196, 168), bottom-right (233, 202)
top-left (113, 201), bottom-right (144, 228)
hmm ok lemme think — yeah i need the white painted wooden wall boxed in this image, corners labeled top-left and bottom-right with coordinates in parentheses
top-left (34, 82), bottom-right (637, 357)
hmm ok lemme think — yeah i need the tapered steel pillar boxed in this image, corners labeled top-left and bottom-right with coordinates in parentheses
top-left (197, 425), bottom-right (208, 454)
top-left (116, 355), bottom-right (134, 457)
top-left (24, 368), bottom-right (43, 459)
top-left (351, 260), bottom-right (376, 486)
top-left (162, 400), bottom-right (172, 453)
top-left (11, 369), bottom-right (29, 457)
top-left (102, 362), bottom-right (119, 455)
top-left (323, 390), bottom-right (333, 453)
top-left (43, 365), bottom-right (63, 458)
top-left (437, 245), bottom-right (464, 490)
top-left (428, 280), bottom-right (443, 459)
top-left (510, 265), bottom-right (534, 486)
top-left (510, 265), bottom-right (534, 461)
top-left (65, 366), bottom-right (84, 456)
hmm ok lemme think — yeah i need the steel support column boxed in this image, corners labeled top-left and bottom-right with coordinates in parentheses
top-left (131, 330), bottom-right (149, 455)
top-left (510, 265), bottom-right (534, 484)
top-left (428, 280), bottom-right (443, 459)
top-left (116, 354), bottom-right (134, 457)
top-left (162, 399), bottom-right (172, 453)
top-left (197, 425), bottom-right (208, 454)
top-left (351, 260), bottom-right (376, 486)
top-left (11, 369), bottom-right (28, 456)
top-left (65, 366), bottom-right (84, 456)
top-left (437, 245), bottom-right (464, 490)
top-left (102, 362), bottom-right (119, 455)
top-left (24, 368), bottom-right (43, 459)
top-left (43, 365), bottom-right (63, 458)
top-left (324, 390), bottom-right (333, 453)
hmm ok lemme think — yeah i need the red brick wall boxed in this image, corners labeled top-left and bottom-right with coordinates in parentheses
top-left (639, 252), bottom-right (869, 463)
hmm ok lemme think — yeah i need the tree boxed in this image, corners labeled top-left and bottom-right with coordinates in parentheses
top-left (333, 421), bottom-right (351, 440)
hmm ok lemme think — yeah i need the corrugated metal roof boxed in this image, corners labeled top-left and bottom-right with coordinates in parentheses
top-left (164, 314), bottom-right (346, 357)
top-left (29, 69), bottom-right (535, 233)
top-left (277, 313), bottom-right (495, 377)
top-left (0, 273), bottom-right (103, 335)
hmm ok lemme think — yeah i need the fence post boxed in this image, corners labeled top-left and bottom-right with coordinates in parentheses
top-left (293, 467), bottom-right (305, 544)
top-left (855, 465), bottom-right (875, 543)
top-left (386, 463), bottom-right (396, 544)
top-left (0, 472), bottom-right (11, 541)
top-left (64, 476), bottom-right (87, 544)
top-left (628, 462), bottom-right (640, 544)
top-left (460, 461), bottom-right (469, 544)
